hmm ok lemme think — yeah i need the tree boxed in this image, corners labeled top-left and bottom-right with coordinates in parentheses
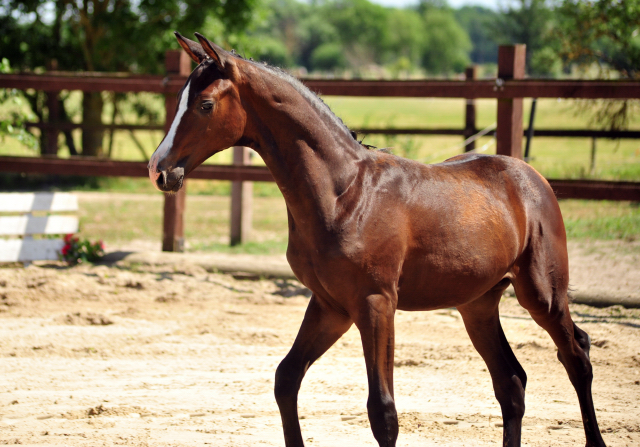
top-left (495, 0), bottom-right (561, 76)
top-left (0, 58), bottom-right (37, 150)
top-left (454, 6), bottom-right (500, 65)
top-left (320, 0), bottom-right (392, 69)
top-left (386, 8), bottom-right (425, 69)
top-left (419, 1), bottom-right (471, 74)
top-left (555, 0), bottom-right (640, 131)
top-left (0, 0), bottom-right (257, 156)
top-left (556, 0), bottom-right (640, 79)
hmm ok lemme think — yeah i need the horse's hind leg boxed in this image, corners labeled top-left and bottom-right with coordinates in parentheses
top-left (458, 287), bottom-right (528, 447)
top-left (514, 240), bottom-right (606, 447)
top-left (275, 294), bottom-right (352, 447)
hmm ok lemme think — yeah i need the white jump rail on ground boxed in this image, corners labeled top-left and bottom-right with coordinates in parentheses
top-left (0, 192), bottom-right (78, 262)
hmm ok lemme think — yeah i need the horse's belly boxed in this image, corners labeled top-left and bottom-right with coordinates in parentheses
top-left (395, 255), bottom-right (513, 311)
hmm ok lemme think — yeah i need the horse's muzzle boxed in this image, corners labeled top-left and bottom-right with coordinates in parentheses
top-left (149, 163), bottom-right (185, 193)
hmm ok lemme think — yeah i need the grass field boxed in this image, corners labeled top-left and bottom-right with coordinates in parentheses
top-left (2, 94), bottom-right (639, 252)
top-left (73, 192), bottom-right (640, 254)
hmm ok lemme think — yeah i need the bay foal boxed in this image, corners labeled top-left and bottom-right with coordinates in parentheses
top-left (148, 32), bottom-right (606, 447)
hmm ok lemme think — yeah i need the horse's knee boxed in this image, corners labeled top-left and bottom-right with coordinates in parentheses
top-left (274, 356), bottom-right (306, 404)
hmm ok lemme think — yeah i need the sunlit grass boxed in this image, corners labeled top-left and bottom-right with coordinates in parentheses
top-left (75, 192), bottom-right (640, 255)
top-left (77, 193), bottom-right (288, 253)
top-left (559, 200), bottom-right (640, 241)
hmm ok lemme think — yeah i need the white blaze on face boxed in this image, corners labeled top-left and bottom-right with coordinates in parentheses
top-left (149, 80), bottom-right (192, 175)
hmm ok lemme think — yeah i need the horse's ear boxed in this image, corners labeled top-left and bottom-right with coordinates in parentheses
top-left (194, 32), bottom-right (227, 70)
top-left (174, 31), bottom-right (207, 64)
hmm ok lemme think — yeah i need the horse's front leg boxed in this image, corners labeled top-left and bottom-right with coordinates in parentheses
top-left (275, 294), bottom-right (352, 447)
top-left (355, 293), bottom-right (398, 447)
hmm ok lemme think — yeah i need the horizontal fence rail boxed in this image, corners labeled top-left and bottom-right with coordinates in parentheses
top-left (0, 156), bottom-right (275, 182)
top-left (23, 121), bottom-right (640, 140)
top-left (2, 73), bottom-right (640, 99)
top-left (1, 155), bottom-right (639, 202)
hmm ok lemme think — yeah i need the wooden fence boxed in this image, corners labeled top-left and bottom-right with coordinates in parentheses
top-left (1, 45), bottom-right (640, 252)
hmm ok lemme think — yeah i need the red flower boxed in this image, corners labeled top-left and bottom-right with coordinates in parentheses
top-left (64, 233), bottom-right (74, 243)
top-left (61, 244), bottom-right (71, 255)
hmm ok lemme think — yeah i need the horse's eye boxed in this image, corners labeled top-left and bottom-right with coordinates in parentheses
top-left (201, 101), bottom-right (214, 112)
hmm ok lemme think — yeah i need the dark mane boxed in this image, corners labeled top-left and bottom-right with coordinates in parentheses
top-left (245, 59), bottom-right (359, 144)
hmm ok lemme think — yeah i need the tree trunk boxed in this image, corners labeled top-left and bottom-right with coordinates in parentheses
top-left (81, 91), bottom-right (104, 157)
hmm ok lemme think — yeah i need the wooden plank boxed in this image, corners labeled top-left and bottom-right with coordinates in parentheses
top-left (303, 79), bottom-right (640, 99)
top-left (496, 45), bottom-right (526, 159)
top-left (0, 156), bottom-right (276, 181)
top-left (548, 179), bottom-right (640, 201)
top-left (2, 73), bottom-right (640, 99)
top-left (1, 157), bottom-right (638, 200)
top-left (25, 122), bottom-right (165, 131)
top-left (464, 66), bottom-right (477, 152)
top-left (162, 190), bottom-right (185, 252)
top-left (0, 238), bottom-right (64, 262)
top-left (0, 73), bottom-right (184, 94)
top-left (0, 192), bottom-right (78, 212)
top-left (161, 50), bottom-right (191, 253)
top-left (230, 147), bottom-right (253, 246)
top-left (0, 216), bottom-right (78, 236)
top-left (23, 122), bottom-right (640, 139)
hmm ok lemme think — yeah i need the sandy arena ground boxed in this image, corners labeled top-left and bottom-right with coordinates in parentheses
top-left (0, 243), bottom-right (639, 446)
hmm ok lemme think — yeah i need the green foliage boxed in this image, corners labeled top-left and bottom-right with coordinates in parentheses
top-left (1, 0), bottom-right (257, 74)
top-left (311, 43), bottom-right (347, 71)
top-left (386, 8), bottom-right (425, 67)
top-left (495, 0), bottom-right (561, 76)
top-left (240, 0), bottom-right (473, 76)
top-left (556, 0), bottom-right (640, 80)
top-left (454, 6), bottom-right (500, 65)
top-left (0, 58), bottom-right (38, 150)
top-left (555, 1), bottom-right (640, 132)
top-left (420, 7), bottom-right (472, 74)
top-left (321, 0), bottom-right (391, 67)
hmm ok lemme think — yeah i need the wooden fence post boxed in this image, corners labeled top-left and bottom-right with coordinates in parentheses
top-left (44, 91), bottom-right (60, 156)
top-left (496, 45), bottom-right (526, 158)
top-left (162, 49), bottom-right (191, 252)
top-left (230, 146), bottom-right (253, 246)
top-left (464, 66), bottom-right (477, 152)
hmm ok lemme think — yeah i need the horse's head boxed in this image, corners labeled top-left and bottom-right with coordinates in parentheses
top-left (148, 32), bottom-right (247, 192)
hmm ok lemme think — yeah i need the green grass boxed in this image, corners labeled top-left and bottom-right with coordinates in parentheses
top-left (76, 193), bottom-right (288, 254)
top-left (559, 200), bottom-right (640, 241)
top-left (74, 192), bottom-right (640, 255)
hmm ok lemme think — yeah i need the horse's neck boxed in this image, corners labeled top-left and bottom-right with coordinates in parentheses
top-left (242, 73), bottom-right (365, 226)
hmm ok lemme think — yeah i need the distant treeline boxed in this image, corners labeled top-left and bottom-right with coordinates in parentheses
top-left (190, 0), bottom-right (640, 78)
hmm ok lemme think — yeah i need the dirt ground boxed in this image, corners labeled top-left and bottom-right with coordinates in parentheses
top-left (1, 243), bottom-right (639, 446)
